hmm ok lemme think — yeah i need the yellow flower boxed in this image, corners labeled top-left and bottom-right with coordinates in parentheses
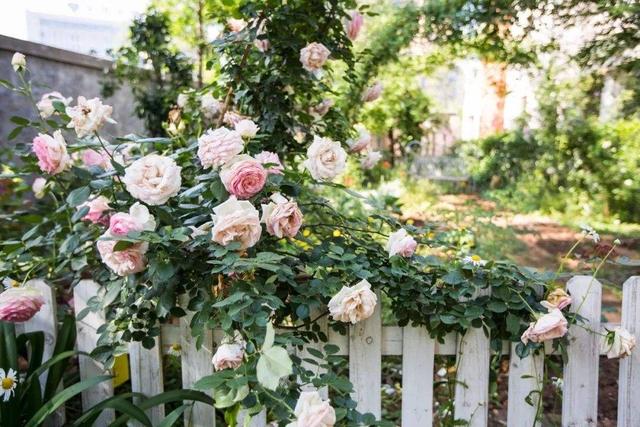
top-left (406, 219), bottom-right (414, 225)
top-left (302, 229), bottom-right (311, 237)
top-left (333, 229), bottom-right (342, 238)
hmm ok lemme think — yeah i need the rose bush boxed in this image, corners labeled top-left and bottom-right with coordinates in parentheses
top-left (0, 2), bottom-right (606, 425)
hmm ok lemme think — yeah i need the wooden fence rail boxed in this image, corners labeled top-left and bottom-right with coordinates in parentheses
top-left (21, 275), bottom-right (640, 426)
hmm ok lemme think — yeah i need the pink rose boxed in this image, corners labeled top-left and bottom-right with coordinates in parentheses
top-left (211, 196), bottom-right (262, 250)
top-left (310, 99), bottom-right (334, 118)
top-left (386, 229), bottom-right (417, 257)
top-left (521, 307), bottom-right (568, 344)
top-left (211, 341), bottom-right (245, 371)
top-left (78, 196), bottom-right (111, 224)
top-left (254, 38), bottom-right (270, 52)
top-left (348, 125), bottom-right (372, 153)
top-left (81, 148), bottom-right (111, 169)
top-left (0, 285), bottom-right (45, 322)
top-left (96, 234), bottom-right (148, 276)
top-left (345, 11), bottom-right (364, 41)
top-left (254, 151), bottom-right (284, 175)
top-left (219, 155), bottom-right (267, 199)
top-left (197, 127), bottom-right (245, 169)
top-left (108, 202), bottom-right (156, 236)
top-left (32, 131), bottom-right (71, 175)
top-left (261, 193), bottom-right (303, 238)
top-left (361, 81), bottom-right (383, 102)
top-left (299, 42), bottom-right (331, 72)
top-left (328, 279), bottom-right (377, 324)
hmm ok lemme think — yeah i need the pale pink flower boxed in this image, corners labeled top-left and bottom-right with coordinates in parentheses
top-left (360, 151), bottom-right (382, 170)
top-left (212, 341), bottom-right (245, 370)
top-left (219, 155), bottom-right (267, 199)
top-left (96, 234), bottom-right (148, 276)
top-left (122, 154), bottom-right (182, 206)
top-left (197, 127), bottom-right (244, 169)
top-left (261, 193), bottom-right (303, 238)
top-left (227, 18), bottom-right (247, 32)
top-left (348, 125), bottom-right (372, 153)
top-left (300, 42), bottom-right (331, 72)
top-left (81, 148), bottom-right (111, 169)
top-left (234, 119), bottom-right (260, 139)
top-left (78, 195), bottom-right (111, 224)
top-left (108, 202), bottom-right (156, 236)
top-left (36, 91), bottom-right (71, 118)
top-left (521, 307), bottom-right (568, 344)
top-left (361, 81), bottom-right (383, 102)
top-left (254, 151), bottom-right (284, 175)
top-left (603, 327), bottom-right (636, 359)
top-left (11, 52), bottom-right (26, 72)
top-left (310, 99), bottom-right (334, 118)
top-left (32, 131), bottom-right (71, 175)
top-left (254, 38), bottom-right (270, 52)
top-left (66, 96), bottom-right (115, 138)
top-left (345, 11), bottom-right (364, 41)
top-left (32, 177), bottom-right (46, 199)
top-left (386, 229), bottom-right (417, 257)
top-left (287, 390), bottom-right (336, 427)
top-left (0, 284), bottom-right (45, 322)
top-left (201, 94), bottom-right (223, 120)
top-left (303, 136), bottom-right (347, 181)
top-left (328, 279), bottom-right (377, 324)
top-left (211, 196), bottom-right (262, 250)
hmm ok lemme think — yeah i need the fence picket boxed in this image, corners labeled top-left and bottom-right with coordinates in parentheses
top-left (401, 325), bottom-right (434, 427)
top-left (562, 275), bottom-right (602, 427)
top-left (617, 276), bottom-right (640, 427)
top-left (129, 337), bottom-right (165, 425)
top-left (73, 279), bottom-right (114, 426)
top-left (507, 343), bottom-right (543, 427)
top-left (180, 313), bottom-right (216, 427)
top-left (454, 289), bottom-right (490, 427)
top-left (349, 291), bottom-right (382, 417)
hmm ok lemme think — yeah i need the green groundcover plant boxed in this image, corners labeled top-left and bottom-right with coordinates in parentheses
top-left (1, 3), bottom-right (635, 426)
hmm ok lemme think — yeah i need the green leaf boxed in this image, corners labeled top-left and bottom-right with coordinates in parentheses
top-left (8, 126), bottom-right (23, 140)
top-left (66, 186), bottom-right (91, 207)
top-left (10, 116), bottom-right (30, 126)
top-left (157, 405), bottom-right (189, 427)
top-left (256, 346), bottom-right (292, 390)
top-left (506, 313), bottom-right (522, 336)
top-left (71, 393), bottom-right (151, 427)
top-left (25, 375), bottom-right (113, 427)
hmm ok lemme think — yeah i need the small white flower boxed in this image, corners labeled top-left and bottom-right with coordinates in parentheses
top-left (32, 177), bottom-right (47, 199)
top-left (551, 376), bottom-right (563, 391)
top-left (436, 367), bottom-right (447, 377)
top-left (234, 119), bottom-right (260, 139)
top-left (168, 343), bottom-right (182, 357)
top-left (0, 368), bottom-right (17, 401)
top-left (580, 224), bottom-right (600, 243)
top-left (11, 52), bottom-right (26, 72)
top-left (463, 254), bottom-right (487, 267)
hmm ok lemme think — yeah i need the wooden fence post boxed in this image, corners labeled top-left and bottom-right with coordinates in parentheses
top-left (562, 275), bottom-right (602, 427)
top-left (349, 291), bottom-right (382, 417)
top-left (618, 276), bottom-right (640, 426)
top-left (180, 312), bottom-right (216, 427)
top-left (401, 325), bottom-right (434, 427)
top-left (455, 289), bottom-right (490, 427)
top-left (507, 343), bottom-right (543, 427)
top-left (128, 337), bottom-right (165, 425)
top-left (73, 279), bottom-right (114, 426)
top-left (21, 279), bottom-right (65, 427)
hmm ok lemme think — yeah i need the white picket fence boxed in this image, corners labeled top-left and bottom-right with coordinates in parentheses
top-left (20, 275), bottom-right (640, 426)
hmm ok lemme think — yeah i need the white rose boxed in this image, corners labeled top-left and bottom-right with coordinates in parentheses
top-left (303, 136), bottom-right (347, 181)
top-left (12, 52), bottom-right (26, 71)
top-left (328, 279), bottom-right (377, 324)
top-left (360, 151), bottom-right (382, 170)
top-left (286, 390), bottom-right (336, 427)
top-left (234, 119), bottom-right (260, 139)
top-left (177, 93), bottom-right (189, 108)
top-left (212, 341), bottom-right (245, 370)
top-left (32, 178), bottom-right (47, 199)
top-left (66, 96), bottom-right (116, 138)
top-left (201, 94), bottom-right (223, 119)
top-left (36, 92), bottom-right (72, 119)
top-left (386, 228), bottom-right (417, 257)
top-left (211, 196), bottom-right (262, 250)
top-left (603, 327), bottom-right (636, 359)
top-left (122, 154), bottom-right (182, 205)
top-left (299, 42), bottom-right (331, 72)
top-left (197, 127), bottom-right (245, 169)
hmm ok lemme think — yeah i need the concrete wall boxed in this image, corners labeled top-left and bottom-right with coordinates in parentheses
top-left (0, 35), bottom-right (144, 143)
